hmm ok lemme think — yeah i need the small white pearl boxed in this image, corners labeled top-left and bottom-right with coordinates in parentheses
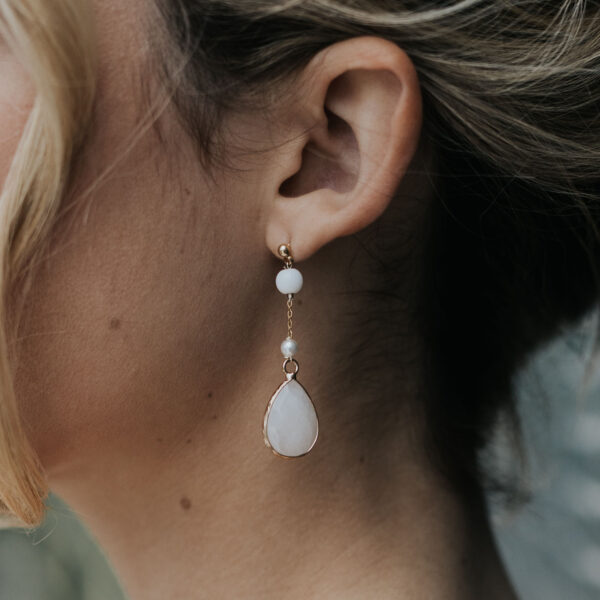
top-left (276, 268), bottom-right (303, 294)
top-left (280, 337), bottom-right (298, 357)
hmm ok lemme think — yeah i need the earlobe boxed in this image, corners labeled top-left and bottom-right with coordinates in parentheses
top-left (264, 36), bottom-right (422, 262)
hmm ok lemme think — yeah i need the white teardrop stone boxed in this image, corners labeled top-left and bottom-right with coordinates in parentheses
top-left (265, 379), bottom-right (318, 457)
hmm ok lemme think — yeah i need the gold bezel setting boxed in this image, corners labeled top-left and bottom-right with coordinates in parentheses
top-left (263, 372), bottom-right (319, 459)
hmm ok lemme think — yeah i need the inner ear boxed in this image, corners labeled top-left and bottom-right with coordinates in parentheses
top-left (278, 106), bottom-right (360, 197)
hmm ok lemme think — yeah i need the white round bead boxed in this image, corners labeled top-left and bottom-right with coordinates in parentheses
top-left (275, 268), bottom-right (303, 294)
top-left (280, 337), bottom-right (298, 358)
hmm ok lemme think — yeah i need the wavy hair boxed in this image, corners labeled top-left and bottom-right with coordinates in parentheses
top-left (0, 0), bottom-right (95, 526)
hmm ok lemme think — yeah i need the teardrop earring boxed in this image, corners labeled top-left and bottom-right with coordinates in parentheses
top-left (262, 243), bottom-right (319, 458)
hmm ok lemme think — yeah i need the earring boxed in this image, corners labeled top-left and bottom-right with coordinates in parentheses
top-left (263, 243), bottom-right (319, 458)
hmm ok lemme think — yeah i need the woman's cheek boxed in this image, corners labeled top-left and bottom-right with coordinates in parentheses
top-left (0, 49), bottom-right (35, 188)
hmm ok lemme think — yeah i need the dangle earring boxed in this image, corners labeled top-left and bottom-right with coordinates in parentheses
top-left (263, 243), bottom-right (319, 458)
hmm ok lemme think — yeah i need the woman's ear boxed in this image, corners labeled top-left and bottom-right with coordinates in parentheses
top-left (264, 36), bottom-right (422, 261)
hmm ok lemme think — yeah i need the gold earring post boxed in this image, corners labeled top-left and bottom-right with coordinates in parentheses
top-left (277, 243), bottom-right (293, 267)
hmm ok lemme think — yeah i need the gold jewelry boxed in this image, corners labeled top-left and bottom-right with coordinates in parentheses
top-left (262, 243), bottom-right (319, 458)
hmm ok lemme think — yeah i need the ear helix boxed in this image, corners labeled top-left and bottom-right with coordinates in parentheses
top-left (262, 243), bottom-right (319, 458)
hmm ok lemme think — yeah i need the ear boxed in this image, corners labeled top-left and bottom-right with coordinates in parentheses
top-left (264, 36), bottom-right (422, 262)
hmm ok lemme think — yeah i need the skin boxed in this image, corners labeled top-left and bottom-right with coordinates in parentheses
top-left (3, 2), bottom-right (518, 599)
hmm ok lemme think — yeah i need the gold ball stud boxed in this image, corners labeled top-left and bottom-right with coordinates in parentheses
top-left (278, 243), bottom-right (292, 261)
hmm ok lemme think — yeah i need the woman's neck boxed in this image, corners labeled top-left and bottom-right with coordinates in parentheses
top-left (48, 359), bottom-right (517, 600)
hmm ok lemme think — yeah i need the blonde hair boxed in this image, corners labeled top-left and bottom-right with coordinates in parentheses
top-left (0, 0), bottom-right (95, 527)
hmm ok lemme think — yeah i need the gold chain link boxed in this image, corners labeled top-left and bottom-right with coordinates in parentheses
top-left (286, 295), bottom-right (293, 339)
top-left (281, 245), bottom-right (294, 340)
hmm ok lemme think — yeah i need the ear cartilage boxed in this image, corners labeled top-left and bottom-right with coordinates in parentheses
top-left (262, 243), bottom-right (319, 458)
